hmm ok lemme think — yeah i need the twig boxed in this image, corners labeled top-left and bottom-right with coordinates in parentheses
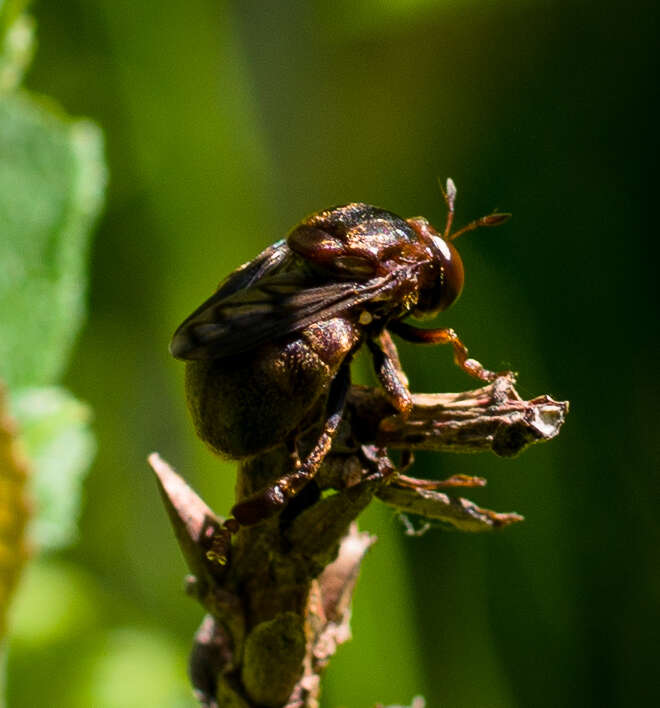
top-left (345, 375), bottom-right (567, 456)
top-left (150, 376), bottom-right (568, 707)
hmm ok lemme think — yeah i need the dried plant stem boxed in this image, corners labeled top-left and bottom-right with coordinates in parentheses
top-left (150, 376), bottom-right (567, 707)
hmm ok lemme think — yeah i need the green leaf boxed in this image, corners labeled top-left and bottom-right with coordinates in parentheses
top-left (10, 387), bottom-right (96, 550)
top-left (0, 92), bottom-right (106, 389)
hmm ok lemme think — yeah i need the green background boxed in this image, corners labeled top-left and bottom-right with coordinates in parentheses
top-left (7, 1), bottom-right (658, 706)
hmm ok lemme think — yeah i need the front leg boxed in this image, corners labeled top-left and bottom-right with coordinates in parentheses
top-left (378, 329), bottom-right (409, 387)
top-left (367, 337), bottom-right (413, 419)
top-left (388, 320), bottom-right (509, 382)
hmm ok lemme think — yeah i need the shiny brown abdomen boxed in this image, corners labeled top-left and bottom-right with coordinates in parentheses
top-left (184, 317), bottom-right (362, 459)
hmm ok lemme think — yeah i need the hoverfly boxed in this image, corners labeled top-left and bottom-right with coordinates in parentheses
top-left (171, 179), bottom-right (510, 526)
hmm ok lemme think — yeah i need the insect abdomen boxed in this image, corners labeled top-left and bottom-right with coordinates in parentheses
top-left (184, 317), bottom-right (361, 459)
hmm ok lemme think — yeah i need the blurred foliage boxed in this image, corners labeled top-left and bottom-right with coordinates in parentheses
top-left (4, 0), bottom-right (659, 707)
top-left (0, 93), bottom-right (105, 389)
top-left (381, 699), bottom-right (425, 708)
top-left (10, 388), bottom-right (95, 550)
top-left (0, 387), bottom-right (29, 641)
top-left (0, 1), bottom-right (33, 92)
top-left (0, 0), bottom-right (105, 689)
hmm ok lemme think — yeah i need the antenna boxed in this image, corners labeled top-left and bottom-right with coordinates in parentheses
top-left (439, 177), bottom-right (511, 241)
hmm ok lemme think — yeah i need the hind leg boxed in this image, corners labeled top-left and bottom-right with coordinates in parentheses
top-left (231, 363), bottom-right (351, 526)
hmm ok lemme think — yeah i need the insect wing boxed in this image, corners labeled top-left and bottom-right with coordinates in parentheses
top-left (170, 270), bottom-right (393, 360)
top-left (171, 240), bottom-right (293, 358)
top-left (213, 239), bottom-right (292, 299)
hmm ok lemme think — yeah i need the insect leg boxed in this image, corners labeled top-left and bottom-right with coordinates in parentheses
top-left (231, 363), bottom-right (351, 526)
top-left (388, 321), bottom-right (508, 382)
top-left (378, 329), bottom-right (409, 387)
top-left (371, 333), bottom-right (417, 474)
top-left (367, 337), bottom-right (413, 421)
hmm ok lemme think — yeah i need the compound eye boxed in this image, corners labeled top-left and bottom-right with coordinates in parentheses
top-left (413, 238), bottom-right (464, 318)
top-left (440, 241), bottom-right (465, 309)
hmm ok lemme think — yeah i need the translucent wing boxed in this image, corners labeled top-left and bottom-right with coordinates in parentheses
top-left (170, 266), bottom-right (394, 360)
top-left (193, 239), bottom-right (292, 307)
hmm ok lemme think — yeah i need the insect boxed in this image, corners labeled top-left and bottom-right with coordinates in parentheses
top-left (171, 179), bottom-right (510, 527)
